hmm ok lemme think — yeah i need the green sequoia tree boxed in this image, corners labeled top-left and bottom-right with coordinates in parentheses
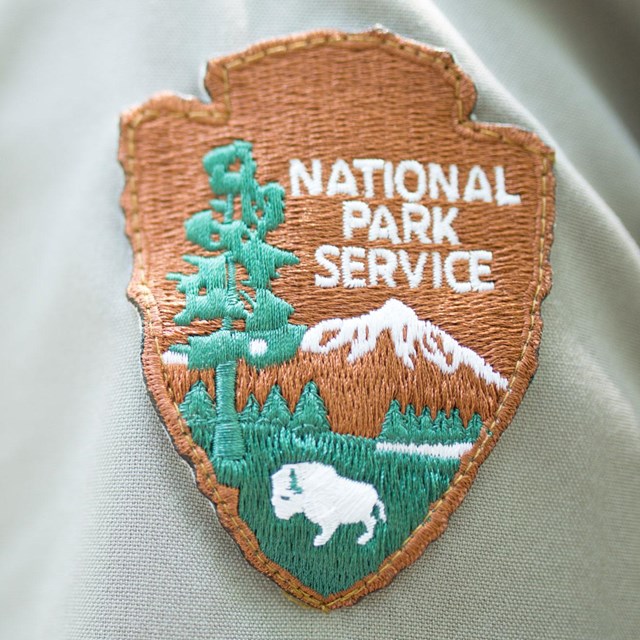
top-left (167, 140), bottom-right (306, 461)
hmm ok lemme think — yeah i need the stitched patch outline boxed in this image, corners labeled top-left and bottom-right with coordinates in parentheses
top-left (119, 29), bottom-right (554, 610)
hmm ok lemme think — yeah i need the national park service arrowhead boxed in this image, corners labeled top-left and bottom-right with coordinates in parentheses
top-left (119, 29), bottom-right (555, 609)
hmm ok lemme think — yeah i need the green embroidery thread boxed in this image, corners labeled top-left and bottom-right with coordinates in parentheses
top-left (170, 140), bottom-right (485, 598)
top-left (258, 385), bottom-right (292, 430)
top-left (240, 393), bottom-right (260, 428)
top-left (289, 381), bottom-right (330, 438)
top-left (168, 140), bottom-right (306, 460)
top-left (178, 380), bottom-right (216, 454)
top-left (288, 468), bottom-right (304, 494)
top-left (379, 400), bottom-right (482, 445)
top-left (178, 378), bottom-right (483, 596)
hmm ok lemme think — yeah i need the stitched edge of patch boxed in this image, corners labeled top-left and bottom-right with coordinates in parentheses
top-left (119, 28), bottom-right (555, 610)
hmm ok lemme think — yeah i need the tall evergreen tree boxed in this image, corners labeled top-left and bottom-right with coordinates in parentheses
top-left (418, 407), bottom-right (434, 444)
top-left (404, 404), bottom-right (418, 441)
top-left (240, 394), bottom-right (260, 428)
top-left (465, 413), bottom-right (483, 442)
top-left (290, 381), bottom-right (330, 437)
top-left (258, 385), bottom-right (292, 431)
top-left (179, 380), bottom-right (216, 454)
top-left (167, 141), bottom-right (306, 460)
top-left (449, 409), bottom-right (465, 441)
top-left (379, 400), bottom-right (409, 442)
top-left (432, 410), bottom-right (448, 435)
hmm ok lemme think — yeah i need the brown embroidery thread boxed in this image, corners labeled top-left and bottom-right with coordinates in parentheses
top-left (120, 29), bottom-right (554, 609)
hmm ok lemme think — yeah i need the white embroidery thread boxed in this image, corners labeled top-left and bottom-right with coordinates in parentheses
top-left (270, 463), bottom-right (386, 547)
top-left (375, 440), bottom-right (474, 459)
top-left (300, 298), bottom-right (508, 389)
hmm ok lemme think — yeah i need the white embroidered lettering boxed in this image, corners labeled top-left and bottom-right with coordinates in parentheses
top-left (432, 251), bottom-right (442, 288)
top-left (494, 166), bottom-right (521, 206)
top-left (402, 203), bottom-right (431, 243)
top-left (383, 161), bottom-right (394, 198)
top-left (444, 251), bottom-right (472, 293)
top-left (353, 158), bottom-right (384, 198)
top-left (463, 165), bottom-right (493, 202)
top-left (469, 250), bottom-right (494, 291)
top-left (432, 207), bottom-right (460, 244)
top-left (327, 159), bottom-right (358, 196)
top-left (399, 250), bottom-right (427, 289)
top-left (289, 159), bottom-right (322, 196)
top-left (342, 246), bottom-right (367, 288)
top-left (343, 201), bottom-right (371, 239)
top-left (394, 160), bottom-right (426, 202)
top-left (428, 163), bottom-right (459, 202)
top-left (369, 205), bottom-right (401, 244)
top-left (314, 245), bottom-right (341, 288)
top-left (368, 249), bottom-right (398, 287)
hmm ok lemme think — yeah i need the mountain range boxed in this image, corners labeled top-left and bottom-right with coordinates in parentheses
top-left (300, 298), bottom-right (507, 390)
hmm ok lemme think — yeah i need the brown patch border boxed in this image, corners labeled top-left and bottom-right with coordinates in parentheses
top-left (119, 29), bottom-right (555, 610)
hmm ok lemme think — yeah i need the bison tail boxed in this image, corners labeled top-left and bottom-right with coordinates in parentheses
top-left (375, 499), bottom-right (387, 523)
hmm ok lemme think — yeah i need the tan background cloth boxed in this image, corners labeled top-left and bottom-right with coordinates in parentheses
top-left (0, 0), bottom-right (638, 638)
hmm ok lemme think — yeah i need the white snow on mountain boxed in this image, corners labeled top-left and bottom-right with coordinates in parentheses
top-left (300, 298), bottom-right (508, 390)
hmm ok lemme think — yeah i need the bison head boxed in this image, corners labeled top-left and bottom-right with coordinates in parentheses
top-left (270, 465), bottom-right (305, 520)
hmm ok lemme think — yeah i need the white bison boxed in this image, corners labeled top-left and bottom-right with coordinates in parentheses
top-left (270, 462), bottom-right (386, 547)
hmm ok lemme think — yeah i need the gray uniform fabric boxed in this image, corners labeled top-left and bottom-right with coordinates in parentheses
top-left (1, 1), bottom-right (638, 638)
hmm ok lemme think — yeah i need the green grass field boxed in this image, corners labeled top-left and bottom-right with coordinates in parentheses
top-left (214, 422), bottom-right (461, 597)
top-left (180, 381), bottom-right (479, 596)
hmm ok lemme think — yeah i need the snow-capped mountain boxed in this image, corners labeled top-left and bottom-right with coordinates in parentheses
top-left (300, 298), bottom-right (508, 390)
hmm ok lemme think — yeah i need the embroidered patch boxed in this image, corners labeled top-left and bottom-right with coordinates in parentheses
top-left (119, 29), bottom-right (554, 609)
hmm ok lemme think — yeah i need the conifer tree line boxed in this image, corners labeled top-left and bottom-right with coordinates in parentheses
top-left (179, 380), bottom-right (331, 455)
top-left (180, 380), bottom-right (482, 455)
top-left (379, 400), bottom-right (482, 445)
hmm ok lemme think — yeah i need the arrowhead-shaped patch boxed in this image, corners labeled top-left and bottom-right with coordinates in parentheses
top-left (119, 29), bottom-right (554, 609)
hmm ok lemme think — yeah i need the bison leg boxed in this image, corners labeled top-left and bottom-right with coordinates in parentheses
top-left (313, 522), bottom-right (338, 546)
top-left (357, 515), bottom-right (377, 545)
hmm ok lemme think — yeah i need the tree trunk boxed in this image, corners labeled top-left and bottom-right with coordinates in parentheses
top-left (212, 360), bottom-right (245, 459)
